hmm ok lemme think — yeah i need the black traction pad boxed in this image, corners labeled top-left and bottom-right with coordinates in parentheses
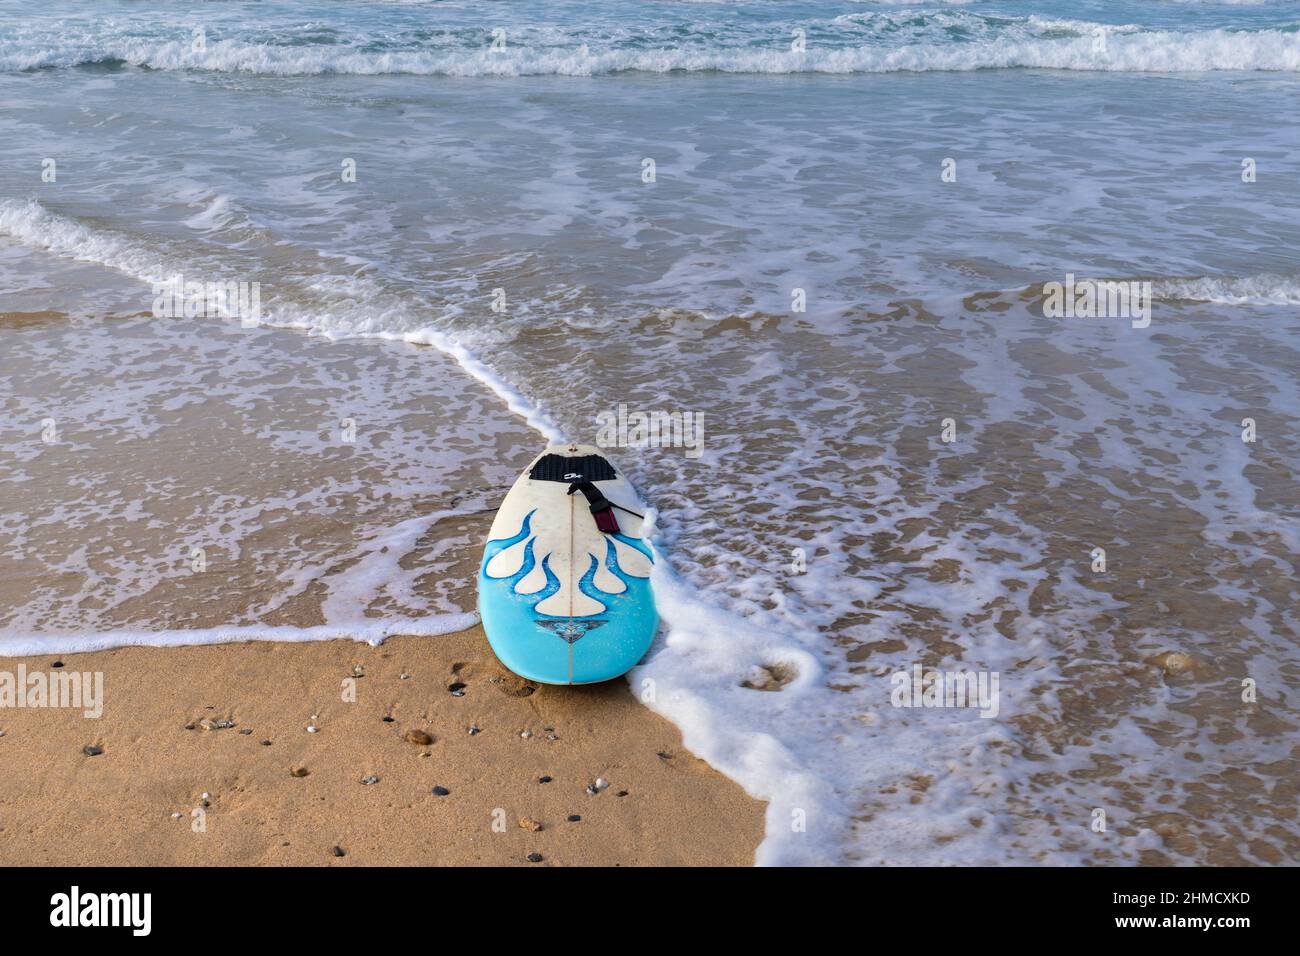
top-left (529, 453), bottom-right (617, 483)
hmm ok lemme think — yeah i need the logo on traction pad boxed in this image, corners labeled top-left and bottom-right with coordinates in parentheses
top-left (537, 620), bottom-right (607, 643)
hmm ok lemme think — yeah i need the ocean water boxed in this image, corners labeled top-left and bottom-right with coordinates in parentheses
top-left (1, 0), bottom-right (1298, 865)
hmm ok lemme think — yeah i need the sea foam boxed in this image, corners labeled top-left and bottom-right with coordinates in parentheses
top-left (3, 17), bottom-right (1298, 75)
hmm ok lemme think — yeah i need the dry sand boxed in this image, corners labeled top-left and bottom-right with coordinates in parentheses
top-left (0, 627), bottom-right (764, 866)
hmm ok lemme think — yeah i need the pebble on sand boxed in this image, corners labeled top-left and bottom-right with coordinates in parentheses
top-left (332, 846), bottom-right (346, 857)
top-left (538, 775), bottom-right (552, 784)
top-left (468, 725), bottom-right (481, 735)
top-left (526, 853), bottom-right (543, 863)
top-left (290, 767), bottom-right (310, 777)
top-left (405, 729), bottom-right (434, 746)
top-left (83, 745), bottom-right (103, 756)
top-left (431, 786), bottom-right (451, 796)
top-left (361, 775), bottom-right (380, 785)
top-left (1146, 651), bottom-right (1198, 674)
top-left (519, 817), bottom-right (543, 832)
top-left (567, 815), bottom-right (581, 822)
top-left (448, 682), bottom-right (467, 696)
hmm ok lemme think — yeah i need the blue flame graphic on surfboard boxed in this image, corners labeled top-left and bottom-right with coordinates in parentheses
top-left (478, 444), bottom-right (657, 685)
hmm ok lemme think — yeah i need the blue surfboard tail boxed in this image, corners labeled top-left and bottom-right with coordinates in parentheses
top-left (478, 536), bottom-right (657, 685)
top-left (479, 590), bottom-right (658, 686)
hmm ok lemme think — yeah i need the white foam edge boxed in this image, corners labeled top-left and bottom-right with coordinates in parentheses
top-left (0, 613), bottom-right (479, 658)
top-left (629, 509), bottom-right (848, 865)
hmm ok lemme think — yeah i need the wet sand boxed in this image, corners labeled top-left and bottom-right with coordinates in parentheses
top-left (0, 626), bottom-right (763, 866)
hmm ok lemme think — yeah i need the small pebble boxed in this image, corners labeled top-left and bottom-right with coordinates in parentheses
top-left (0, 730), bottom-right (5, 738)
top-left (405, 729), bottom-right (434, 746)
top-left (586, 784), bottom-right (598, 796)
top-left (448, 682), bottom-right (467, 696)
top-left (261, 739), bottom-right (273, 746)
top-left (400, 673), bottom-right (411, 680)
top-left (520, 731), bottom-right (532, 739)
top-left (239, 728), bottom-right (253, 735)
top-left (542, 726), bottom-right (554, 732)
top-left (567, 815), bottom-right (581, 823)
top-left (51, 660), bottom-right (64, 668)
top-left (594, 777), bottom-right (609, 791)
top-left (467, 725), bottom-right (481, 736)
top-left (360, 775), bottom-right (380, 785)
top-left (519, 817), bottom-right (543, 832)
top-left (431, 786), bottom-right (451, 796)
top-left (171, 812), bottom-right (183, 819)
top-left (290, 767), bottom-right (309, 777)
top-left (526, 853), bottom-right (543, 863)
top-left (201, 792), bottom-right (210, 799)
top-left (1147, 651), bottom-right (1198, 674)
top-left (184, 723), bottom-right (195, 731)
top-left (538, 775), bottom-right (552, 784)
top-left (382, 716), bottom-right (394, 723)
top-left (617, 790), bottom-right (628, 797)
top-left (331, 846), bottom-right (346, 857)
top-left (83, 745), bottom-right (103, 757)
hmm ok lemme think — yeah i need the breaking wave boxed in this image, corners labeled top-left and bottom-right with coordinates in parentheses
top-left (2, 14), bottom-right (1297, 76)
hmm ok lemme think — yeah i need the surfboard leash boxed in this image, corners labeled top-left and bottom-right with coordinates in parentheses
top-left (566, 481), bottom-right (645, 531)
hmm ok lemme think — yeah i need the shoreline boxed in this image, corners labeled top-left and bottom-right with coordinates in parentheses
top-left (0, 627), bottom-right (765, 866)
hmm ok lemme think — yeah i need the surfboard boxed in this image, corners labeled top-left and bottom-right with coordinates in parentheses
top-left (478, 444), bottom-right (658, 686)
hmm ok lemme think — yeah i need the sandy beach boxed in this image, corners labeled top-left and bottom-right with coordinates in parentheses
top-left (0, 627), bottom-right (763, 866)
